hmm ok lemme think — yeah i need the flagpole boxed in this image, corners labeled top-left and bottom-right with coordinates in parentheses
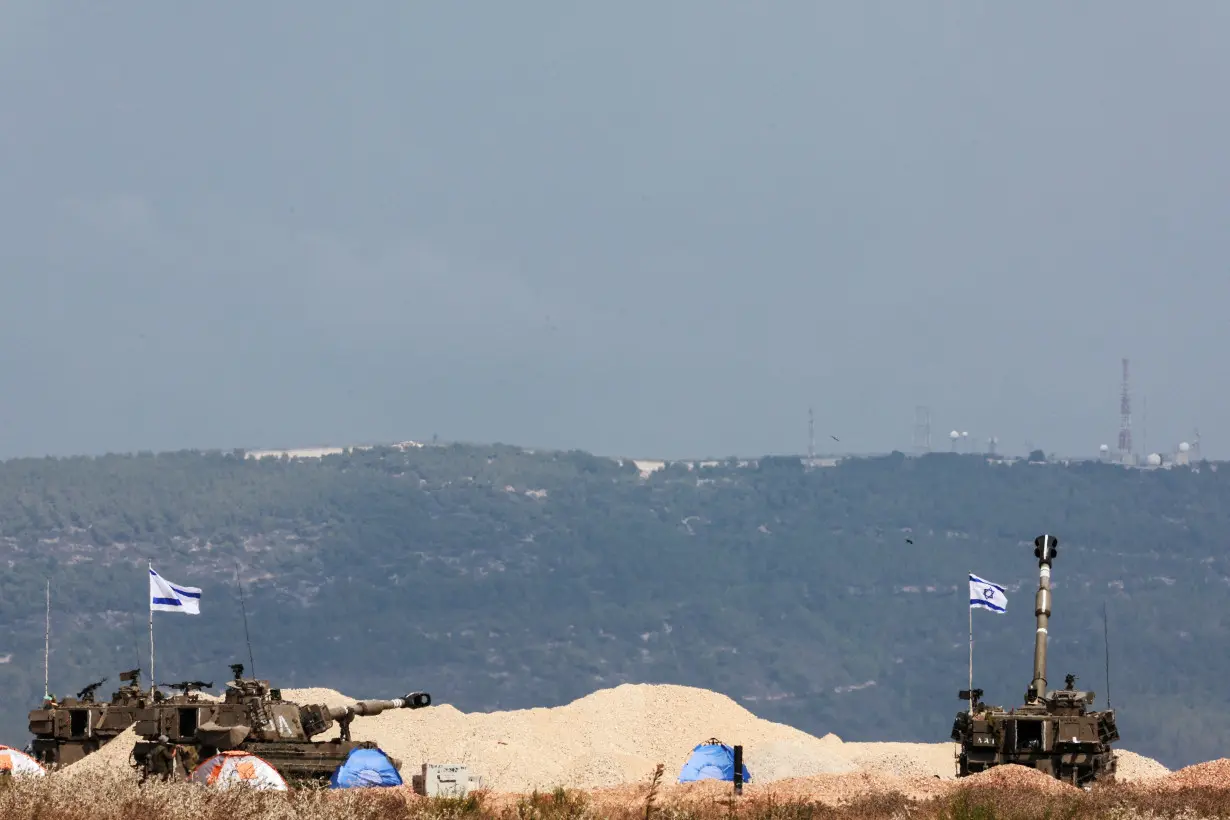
top-left (968, 573), bottom-right (974, 717)
top-left (148, 560), bottom-right (155, 696)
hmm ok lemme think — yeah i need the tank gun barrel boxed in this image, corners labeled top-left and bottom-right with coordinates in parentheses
top-left (1029, 533), bottom-right (1058, 702)
top-left (324, 692), bottom-right (432, 722)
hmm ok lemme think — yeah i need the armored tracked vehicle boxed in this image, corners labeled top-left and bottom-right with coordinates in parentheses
top-left (950, 534), bottom-right (1119, 786)
top-left (132, 663), bottom-right (431, 783)
top-left (28, 668), bottom-right (149, 766)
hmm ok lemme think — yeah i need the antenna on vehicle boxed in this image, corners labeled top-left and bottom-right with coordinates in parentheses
top-left (234, 559), bottom-right (257, 680)
top-left (1103, 601), bottom-right (1112, 710)
top-left (129, 610), bottom-right (143, 677)
top-left (43, 579), bottom-right (50, 702)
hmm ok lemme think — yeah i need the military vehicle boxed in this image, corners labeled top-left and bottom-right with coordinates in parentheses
top-left (950, 534), bottom-right (1120, 786)
top-left (131, 663), bottom-right (432, 783)
top-left (28, 668), bottom-right (150, 766)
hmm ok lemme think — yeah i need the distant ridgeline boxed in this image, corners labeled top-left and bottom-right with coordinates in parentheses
top-left (0, 444), bottom-right (1226, 769)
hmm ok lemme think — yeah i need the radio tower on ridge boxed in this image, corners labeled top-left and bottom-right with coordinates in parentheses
top-left (1117, 358), bottom-right (1133, 463)
top-left (913, 406), bottom-right (932, 454)
top-left (808, 406), bottom-right (815, 462)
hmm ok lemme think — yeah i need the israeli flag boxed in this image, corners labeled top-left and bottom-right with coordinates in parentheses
top-left (150, 567), bottom-right (201, 614)
top-left (969, 573), bottom-right (1006, 613)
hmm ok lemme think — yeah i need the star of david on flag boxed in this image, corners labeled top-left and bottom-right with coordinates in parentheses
top-left (969, 573), bottom-right (1006, 613)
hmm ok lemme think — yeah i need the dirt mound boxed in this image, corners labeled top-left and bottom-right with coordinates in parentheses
top-left (954, 763), bottom-right (1078, 794)
top-left (1114, 749), bottom-right (1169, 782)
top-left (295, 683), bottom-right (1166, 794)
top-left (1149, 758), bottom-right (1230, 791)
top-left (281, 687), bottom-right (356, 709)
top-left (841, 741), bottom-right (958, 779)
top-left (742, 739), bottom-right (854, 782)
top-left (765, 770), bottom-right (949, 804)
top-left (54, 726), bottom-right (140, 781)
top-left (341, 683), bottom-right (848, 791)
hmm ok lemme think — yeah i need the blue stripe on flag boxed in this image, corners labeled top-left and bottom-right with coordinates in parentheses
top-left (970, 598), bottom-right (1006, 613)
top-left (150, 569), bottom-right (201, 599)
top-left (152, 597), bottom-right (182, 606)
top-left (969, 573), bottom-right (1005, 594)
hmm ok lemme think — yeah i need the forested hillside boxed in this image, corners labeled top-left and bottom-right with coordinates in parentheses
top-left (0, 444), bottom-right (1226, 769)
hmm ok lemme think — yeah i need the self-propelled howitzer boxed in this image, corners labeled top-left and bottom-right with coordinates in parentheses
top-left (950, 534), bottom-right (1119, 786)
top-left (27, 668), bottom-right (149, 767)
top-left (131, 663), bottom-right (432, 783)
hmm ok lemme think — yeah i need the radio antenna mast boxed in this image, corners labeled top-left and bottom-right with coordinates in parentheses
top-left (1103, 601), bottom-right (1113, 709)
top-left (129, 610), bottom-right (143, 674)
top-left (233, 560), bottom-right (257, 679)
top-left (43, 579), bottom-right (50, 701)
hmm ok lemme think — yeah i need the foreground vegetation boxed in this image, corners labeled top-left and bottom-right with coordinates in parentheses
top-left (3, 775), bottom-right (1230, 820)
top-left (1, 443), bottom-right (1227, 768)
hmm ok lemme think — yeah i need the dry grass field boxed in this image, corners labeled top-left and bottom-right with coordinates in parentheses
top-left (5, 763), bottom-right (1230, 820)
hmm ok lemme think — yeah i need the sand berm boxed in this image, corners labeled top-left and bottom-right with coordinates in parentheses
top-left (59, 681), bottom-right (1169, 795)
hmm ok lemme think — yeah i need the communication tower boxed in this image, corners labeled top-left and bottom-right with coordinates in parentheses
top-left (1117, 358), bottom-right (1132, 462)
top-left (1142, 396), bottom-right (1148, 460)
top-left (913, 406), bottom-right (932, 453)
top-left (808, 407), bottom-right (815, 462)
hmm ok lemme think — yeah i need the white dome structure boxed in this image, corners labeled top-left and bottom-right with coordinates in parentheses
top-left (1099, 444), bottom-right (1109, 453)
top-left (950, 431), bottom-right (960, 440)
top-left (1146, 453), bottom-right (1162, 467)
top-left (1179, 441), bottom-right (1191, 452)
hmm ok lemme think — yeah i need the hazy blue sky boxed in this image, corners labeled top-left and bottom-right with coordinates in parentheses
top-left (2, 2), bottom-right (1227, 460)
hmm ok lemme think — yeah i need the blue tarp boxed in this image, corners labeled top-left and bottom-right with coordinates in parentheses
top-left (329, 747), bottom-right (404, 788)
top-left (677, 742), bottom-right (751, 784)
